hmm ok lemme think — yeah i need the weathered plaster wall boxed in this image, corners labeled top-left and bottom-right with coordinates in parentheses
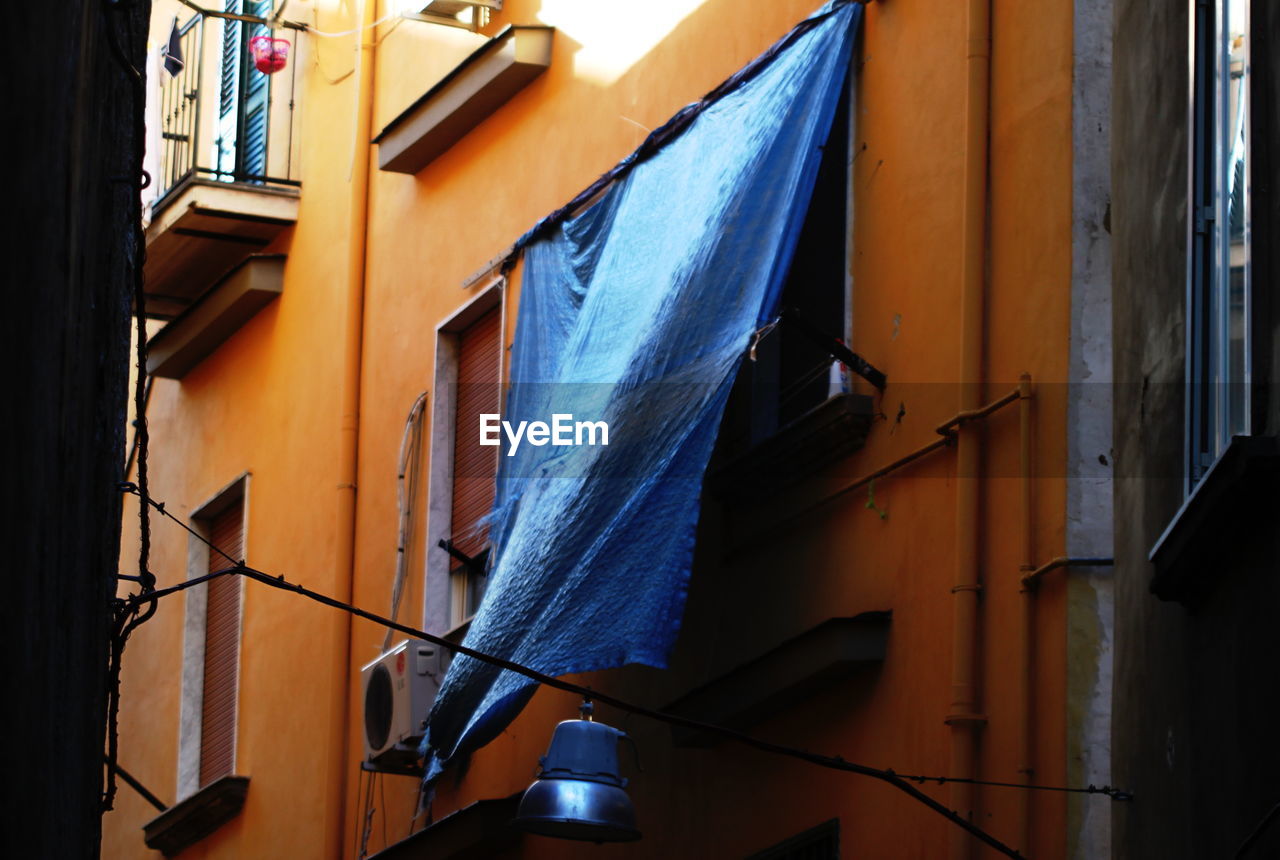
top-left (1066, 2), bottom-right (1115, 858)
top-left (1112, 2), bottom-right (1280, 858)
top-left (1110, 0), bottom-right (1195, 854)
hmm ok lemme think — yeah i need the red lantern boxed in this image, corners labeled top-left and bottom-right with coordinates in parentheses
top-left (250, 35), bottom-right (290, 74)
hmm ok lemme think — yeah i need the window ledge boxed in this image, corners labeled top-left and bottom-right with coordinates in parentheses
top-left (143, 775), bottom-right (249, 857)
top-left (368, 792), bottom-right (523, 859)
top-left (662, 612), bottom-right (890, 747)
top-left (1149, 435), bottom-right (1280, 605)
top-left (147, 254), bottom-right (285, 378)
top-left (374, 26), bottom-right (555, 174)
top-left (709, 392), bottom-right (875, 499)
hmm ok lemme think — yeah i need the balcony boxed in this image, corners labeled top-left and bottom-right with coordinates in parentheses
top-left (143, 10), bottom-right (300, 320)
top-left (375, 25), bottom-right (554, 174)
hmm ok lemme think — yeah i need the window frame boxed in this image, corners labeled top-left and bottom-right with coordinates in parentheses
top-left (424, 277), bottom-right (506, 635)
top-left (1186, 0), bottom-right (1254, 492)
top-left (176, 473), bottom-right (249, 801)
top-left (718, 62), bottom-right (856, 456)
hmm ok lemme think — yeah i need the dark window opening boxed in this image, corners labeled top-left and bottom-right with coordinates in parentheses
top-left (718, 69), bottom-right (851, 459)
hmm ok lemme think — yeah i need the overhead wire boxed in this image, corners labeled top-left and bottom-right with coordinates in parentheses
top-left (101, 0), bottom-right (158, 814)
top-left (123, 376), bottom-right (154, 480)
top-left (379, 772), bottom-right (389, 851)
top-left (118, 483), bottom-right (1133, 860)
top-left (306, 8), bottom-right (402, 38)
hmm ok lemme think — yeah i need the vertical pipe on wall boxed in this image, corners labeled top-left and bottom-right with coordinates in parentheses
top-left (328, 0), bottom-right (376, 856)
top-left (946, 0), bottom-right (991, 856)
top-left (1016, 372), bottom-right (1035, 854)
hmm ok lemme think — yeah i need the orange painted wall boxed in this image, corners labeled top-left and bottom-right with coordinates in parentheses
top-left (104, 0), bottom-right (1086, 858)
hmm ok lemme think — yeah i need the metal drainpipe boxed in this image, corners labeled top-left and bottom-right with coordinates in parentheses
top-left (946, 0), bottom-right (991, 856)
top-left (1016, 372), bottom-right (1035, 854)
top-left (329, 0), bottom-right (376, 856)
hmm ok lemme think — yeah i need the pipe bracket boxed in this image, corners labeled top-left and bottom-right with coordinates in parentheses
top-left (944, 713), bottom-right (989, 726)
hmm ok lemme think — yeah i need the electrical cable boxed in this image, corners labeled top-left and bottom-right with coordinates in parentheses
top-left (307, 9), bottom-right (401, 38)
top-left (102, 0), bottom-right (158, 814)
top-left (104, 756), bottom-right (168, 812)
top-left (379, 771), bottom-right (388, 850)
top-left (384, 392), bottom-right (428, 652)
top-left (123, 376), bottom-right (154, 480)
top-left (1236, 800), bottom-right (1280, 858)
top-left (355, 766), bottom-right (372, 859)
top-left (118, 483), bottom-right (1134, 860)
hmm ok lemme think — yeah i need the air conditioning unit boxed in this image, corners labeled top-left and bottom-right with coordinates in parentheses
top-left (361, 639), bottom-right (447, 772)
top-left (416, 1), bottom-right (502, 17)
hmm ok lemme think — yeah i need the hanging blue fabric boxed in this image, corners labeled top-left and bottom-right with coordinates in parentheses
top-left (421, 0), bottom-right (861, 784)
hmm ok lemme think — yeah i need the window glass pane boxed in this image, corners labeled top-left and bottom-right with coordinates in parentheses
top-left (1224, 0), bottom-right (1249, 439)
top-left (1192, 0), bottom-right (1251, 489)
top-left (1212, 0), bottom-right (1250, 450)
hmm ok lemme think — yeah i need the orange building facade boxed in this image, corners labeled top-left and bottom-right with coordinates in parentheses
top-left (105, 1), bottom-right (1116, 858)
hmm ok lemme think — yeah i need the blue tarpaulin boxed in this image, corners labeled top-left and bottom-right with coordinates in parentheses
top-left (421, 0), bottom-right (861, 783)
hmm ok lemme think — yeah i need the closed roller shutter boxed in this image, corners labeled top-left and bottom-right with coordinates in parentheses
top-left (451, 307), bottom-right (500, 560)
top-left (200, 500), bottom-right (243, 786)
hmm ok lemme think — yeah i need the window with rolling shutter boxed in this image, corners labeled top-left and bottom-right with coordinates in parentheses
top-left (450, 305), bottom-right (500, 621)
top-left (200, 500), bottom-right (243, 786)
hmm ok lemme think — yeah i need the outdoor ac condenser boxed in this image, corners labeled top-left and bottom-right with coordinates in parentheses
top-left (416, 1), bottom-right (502, 16)
top-left (361, 639), bottom-right (446, 772)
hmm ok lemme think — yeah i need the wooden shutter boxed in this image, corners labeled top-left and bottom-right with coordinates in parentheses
top-left (238, 1), bottom-right (272, 179)
top-left (200, 500), bottom-right (244, 786)
top-left (451, 307), bottom-right (501, 560)
top-left (218, 2), bottom-right (241, 121)
top-left (216, 2), bottom-right (242, 175)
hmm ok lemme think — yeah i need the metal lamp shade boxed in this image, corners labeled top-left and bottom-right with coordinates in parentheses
top-left (513, 718), bottom-right (641, 843)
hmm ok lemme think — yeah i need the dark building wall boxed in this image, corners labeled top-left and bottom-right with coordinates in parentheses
top-left (1112, 2), bottom-right (1280, 858)
top-left (3, 1), bottom-right (149, 856)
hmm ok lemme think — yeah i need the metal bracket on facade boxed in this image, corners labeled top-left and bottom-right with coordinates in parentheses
top-left (437, 538), bottom-right (487, 577)
top-left (175, 0), bottom-right (307, 30)
top-left (781, 306), bottom-right (888, 391)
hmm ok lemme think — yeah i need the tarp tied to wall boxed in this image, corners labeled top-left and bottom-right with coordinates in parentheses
top-left (421, 0), bottom-right (861, 783)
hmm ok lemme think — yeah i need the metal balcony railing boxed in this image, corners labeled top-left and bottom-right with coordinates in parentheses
top-left (153, 8), bottom-right (299, 205)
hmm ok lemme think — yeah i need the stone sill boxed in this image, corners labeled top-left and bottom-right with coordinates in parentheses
top-left (709, 392), bottom-right (876, 499)
top-left (1149, 435), bottom-right (1280, 605)
top-left (143, 775), bottom-right (249, 857)
top-left (662, 612), bottom-right (890, 747)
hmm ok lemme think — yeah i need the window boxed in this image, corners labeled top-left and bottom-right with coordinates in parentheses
top-left (718, 67), bottom-right (852, 456)
top-left (450, 305), bottom-right (501, 620)
top-left (1187, 0), bottom-right (1252, 490)
top-left (200, 499), bottom-right (244, 785)
top-left (426, 283), bottom-right (504, 632)
top-left (216, 1), bottom-right (273, 182)
top-left (177, 477), bottom-right (247, 799)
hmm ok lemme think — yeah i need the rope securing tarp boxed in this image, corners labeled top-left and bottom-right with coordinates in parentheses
top-left (421, 0), bottom-right (863, 784)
